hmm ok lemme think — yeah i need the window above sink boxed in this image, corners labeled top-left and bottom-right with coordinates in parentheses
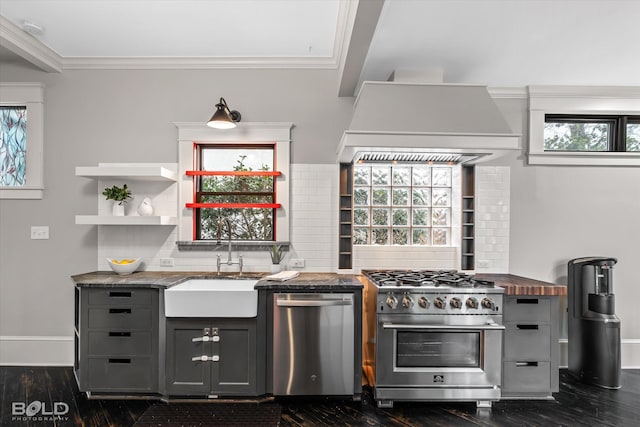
top-left (175, 122), bottom-right (293, 248)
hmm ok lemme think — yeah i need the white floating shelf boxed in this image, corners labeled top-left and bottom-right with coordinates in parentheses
top-left (75, 215), bottom-right (177, 225)
top-left (75, 164), bottom-right (177, 181)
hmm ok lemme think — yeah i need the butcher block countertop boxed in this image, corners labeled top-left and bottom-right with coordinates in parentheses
top-left (475, 274), bottom-right (567, 296)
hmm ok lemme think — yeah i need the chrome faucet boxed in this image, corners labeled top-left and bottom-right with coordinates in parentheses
top-left (216, 218), bottom-right (243, 275)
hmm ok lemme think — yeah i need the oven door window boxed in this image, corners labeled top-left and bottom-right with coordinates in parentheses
top-left (396, 331), bottom-right (480, 368)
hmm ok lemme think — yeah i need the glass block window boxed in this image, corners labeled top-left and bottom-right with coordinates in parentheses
top-left (353, 165), bottom-right (453, 246)
top-left (0, 106), bottom-right (27, 186)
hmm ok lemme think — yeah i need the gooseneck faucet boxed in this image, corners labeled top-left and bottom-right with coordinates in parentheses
top-left (216, 218), bottom-right (243, 275)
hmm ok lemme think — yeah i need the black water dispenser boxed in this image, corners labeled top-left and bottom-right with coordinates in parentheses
top-left (568, 257), bottom-right (621, 389)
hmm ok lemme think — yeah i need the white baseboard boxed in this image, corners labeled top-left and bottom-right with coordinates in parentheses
top-left (559, 339), bottom-right (640, 369)
top-left (0, 336), bottom-right (73, 366)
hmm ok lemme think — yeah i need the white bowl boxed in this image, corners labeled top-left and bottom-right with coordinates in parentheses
top-left (107, 258), bottom-right (142, 275)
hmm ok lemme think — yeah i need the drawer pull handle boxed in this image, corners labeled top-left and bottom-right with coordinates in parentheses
top-left (109, 308), bottom-right (131, 314)
top-left (109, 291), bottom-right (132, 298)
top-left (516, 324), bottom-right (539, 330)
top-left (192, 335), bottom-right (220, 343)
top-left (191, 355), bottom-right (220, 362)
top-left (108, 358), bottom-right (131, 364)
top-left (109, 332), bottom-right (131, 337)
top-left (516, 298), bottom-right (539, 304)
top-left (515, 361), bottom-right (538, 367)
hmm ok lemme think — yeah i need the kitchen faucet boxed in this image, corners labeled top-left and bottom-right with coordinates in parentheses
top-left (216, 218), bottom-right (243, 275)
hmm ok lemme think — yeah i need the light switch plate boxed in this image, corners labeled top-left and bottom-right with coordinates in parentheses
top-left (30, 226), bottom-right (49, 240)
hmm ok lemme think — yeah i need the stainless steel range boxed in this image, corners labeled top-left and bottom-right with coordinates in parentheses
top-left (361, 269), bottom-right (505, 408)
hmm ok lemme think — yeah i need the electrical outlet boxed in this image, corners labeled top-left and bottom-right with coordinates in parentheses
top-left (290, 258), bottom-right (305, 268)
top-left (30, 226), bottom-right (49, 240)
top-left (476, 260), bottom-right (490, 269)
top-left (160, 258), bottom-right (175, 267)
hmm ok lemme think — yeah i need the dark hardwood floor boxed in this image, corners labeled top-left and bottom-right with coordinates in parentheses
top-left (1, 367), bottom-right (638, 426)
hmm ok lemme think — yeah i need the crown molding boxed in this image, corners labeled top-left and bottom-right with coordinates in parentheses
top-left (0, 16), bottom-right (62, 73)
top-left (60, 55), bottom-right (338, 70)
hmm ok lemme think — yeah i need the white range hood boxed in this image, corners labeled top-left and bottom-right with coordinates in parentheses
top-left (337, 81), bottom-right (521, 164)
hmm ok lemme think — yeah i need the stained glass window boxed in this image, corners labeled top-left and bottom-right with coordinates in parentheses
top-left (0, 106), bottom-right (27, 186)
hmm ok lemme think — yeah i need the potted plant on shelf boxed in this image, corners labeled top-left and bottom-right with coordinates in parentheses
top-left (102, 184), bottom-right (132, 216)
top-left (269, 244), bottom-right (284, 273)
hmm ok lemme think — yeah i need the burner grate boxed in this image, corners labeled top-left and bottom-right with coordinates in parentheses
top-left (364, 269), bottom-right (495, 289)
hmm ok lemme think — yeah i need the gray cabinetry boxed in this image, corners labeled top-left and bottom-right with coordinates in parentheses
top-left (165, 318), bottom-right (258, 397)
top-left (75, 287), bottom-right (160, 394)
top-left (502, 296), bottom-right (559, 399)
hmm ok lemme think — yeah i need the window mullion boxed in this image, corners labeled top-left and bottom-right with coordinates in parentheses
top-left (614, 116), bottom-right (628, 152)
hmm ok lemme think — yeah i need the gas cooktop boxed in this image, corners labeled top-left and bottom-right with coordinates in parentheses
top-left (363, 269), bottom-right (496, 290)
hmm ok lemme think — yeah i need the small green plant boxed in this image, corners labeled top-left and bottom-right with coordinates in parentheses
top-left (102, 184), bottom-right (132, 205)
top-left (269, 244), bottom-right (283, 264)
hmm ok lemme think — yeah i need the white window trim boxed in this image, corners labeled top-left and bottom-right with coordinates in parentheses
top-left (0, 83), bottom-right (44, 199)
top-left (175, 122), bottom-right (293, 242)
top-left (528, 85), bottom-right (640, 166)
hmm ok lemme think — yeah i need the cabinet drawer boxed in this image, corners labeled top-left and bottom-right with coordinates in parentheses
top-left (88, 307), bottom-right (152, 330)
top-left (87, 357), bottom-right (153, 391)
top-left (504, 323), bottom-right (551, 360)
top-left (88, 331), bottom-right (152, 356)
top-left (502, 361), bottom-right (551, 393)
top-left (504, 297), bottom-right (551, 322)
top-left (88, 289), bottom-right (152, 306)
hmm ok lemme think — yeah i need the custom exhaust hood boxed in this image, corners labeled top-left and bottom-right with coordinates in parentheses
top-left (337, 81), bottom-right (521, 164)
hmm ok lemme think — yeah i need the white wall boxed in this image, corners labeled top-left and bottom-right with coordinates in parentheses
top-left (0, 63), bottom-right (353, 364)
top-left (492, 96), bottom-right (640, 367)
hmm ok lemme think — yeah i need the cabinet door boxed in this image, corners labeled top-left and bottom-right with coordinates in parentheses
top-left (165, 319), bottom-right (212, 395)
top-left (211, 319), bottom-right (257, 396)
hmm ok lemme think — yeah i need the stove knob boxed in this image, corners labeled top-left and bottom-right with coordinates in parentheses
top-left (466, 297), bottom-right (479, 309)
top-left (450, 297), bottom-right (463, 309)
top-left (434, 297), bottom-right (446, 310)
top-left (386, 294), bottom-right (398, 309)
top-left (401, 295), bottom-right (414, 309)
top-left (418, 296), bottom-right (430, 309)
top-left (481, 298), bottom-right (496, 310)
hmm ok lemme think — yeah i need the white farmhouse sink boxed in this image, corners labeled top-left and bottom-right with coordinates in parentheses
top-left (165, 279), bottom-right (259, 317)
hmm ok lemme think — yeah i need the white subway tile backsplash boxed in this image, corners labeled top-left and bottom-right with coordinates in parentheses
top-left (97, 163), bottom-right (510, 275)
top-left (474, 166), bottom-right (510, 273)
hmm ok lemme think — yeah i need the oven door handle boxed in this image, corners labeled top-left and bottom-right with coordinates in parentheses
top-left (382, 323), bottom-right (505, 330)
top-left (277, 299), bottom-right (352, 307)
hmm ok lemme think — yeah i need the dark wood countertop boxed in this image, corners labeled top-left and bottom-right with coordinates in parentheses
top-left (475, 274), bottom-right (567, 296)
top-left (71, 271), bottom-right (362, 291)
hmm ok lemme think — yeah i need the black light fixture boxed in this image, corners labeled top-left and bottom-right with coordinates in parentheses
top-left (207, 97), bottom-right (241, 129)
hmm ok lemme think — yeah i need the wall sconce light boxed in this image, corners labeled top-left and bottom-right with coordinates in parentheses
top-left (207, 97), bottom-right (241, 129)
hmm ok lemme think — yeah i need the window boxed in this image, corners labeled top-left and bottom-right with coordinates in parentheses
top-left (353, 164), bottom-right (454, 246)
top-left (0, 83), bottom-right (44, 199)
top-left (175, 122), bottom-right (292, 245)
top-left (544, 115), bottom-right (640, 152)
top-left (193, 144), bottom-right (278, 240)
top-left (528, 85), bottom-right (640, 166)
top-left (0, 106), bottom-right (27, 186)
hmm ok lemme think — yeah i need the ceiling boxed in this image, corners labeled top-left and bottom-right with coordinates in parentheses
top-left (1, 0), bottom-right (640, 95)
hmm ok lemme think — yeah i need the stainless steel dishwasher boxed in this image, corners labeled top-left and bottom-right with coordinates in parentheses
top-left (273, 293), bottom-right (355, 396)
